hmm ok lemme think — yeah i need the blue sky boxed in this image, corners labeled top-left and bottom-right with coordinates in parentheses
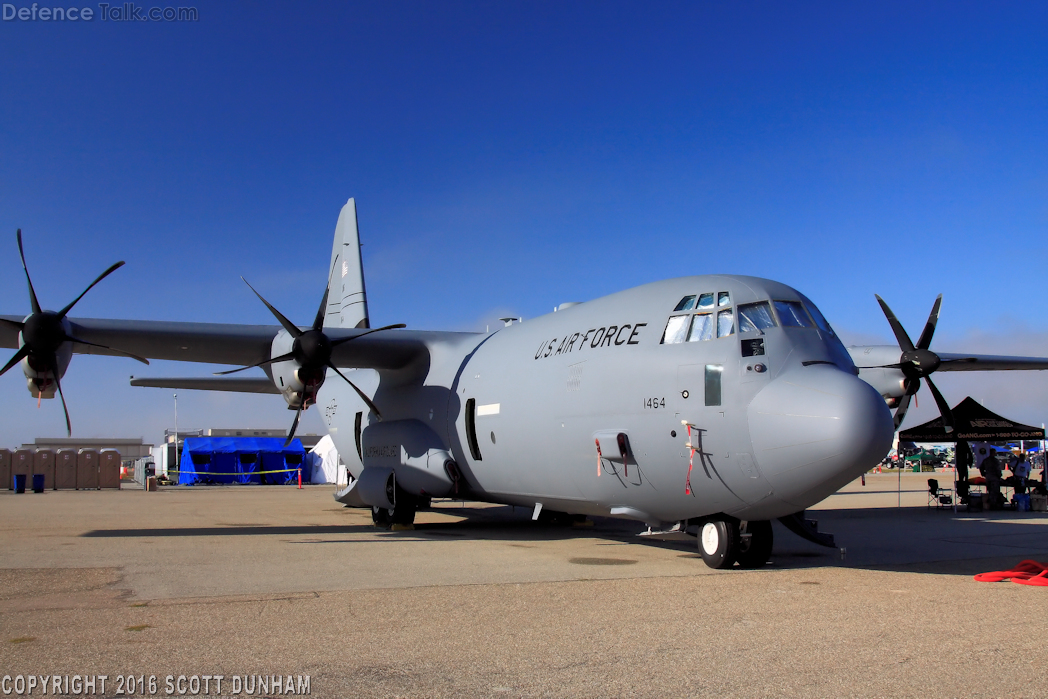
top-left (1, 1), bottom-right (1046, 445)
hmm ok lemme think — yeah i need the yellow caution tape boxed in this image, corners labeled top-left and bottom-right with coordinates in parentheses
top-left (179, 467), bottom-right (302, 476)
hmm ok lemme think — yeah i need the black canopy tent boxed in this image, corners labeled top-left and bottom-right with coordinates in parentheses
top-left (899, 396), bottom-right (1045, 443)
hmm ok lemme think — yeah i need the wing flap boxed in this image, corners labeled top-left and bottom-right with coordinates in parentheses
top-left (129, 377), bottom-right (281, 394)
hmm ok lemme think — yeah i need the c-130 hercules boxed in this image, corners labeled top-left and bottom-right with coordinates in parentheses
top-left (4, 199), bottom-right (1048, 569)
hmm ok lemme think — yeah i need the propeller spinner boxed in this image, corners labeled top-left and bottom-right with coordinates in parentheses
top-left (0, 229), bottom-right (149, 435)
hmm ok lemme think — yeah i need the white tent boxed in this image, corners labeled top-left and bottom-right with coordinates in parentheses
top-left (309, 435), bottom-right (341, 484)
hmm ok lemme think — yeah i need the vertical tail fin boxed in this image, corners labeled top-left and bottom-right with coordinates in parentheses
top-left (324, 198), bottom-right (371, 329)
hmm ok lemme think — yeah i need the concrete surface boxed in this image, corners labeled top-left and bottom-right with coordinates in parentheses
top-left (2, 473), bottom-right (1047, 697)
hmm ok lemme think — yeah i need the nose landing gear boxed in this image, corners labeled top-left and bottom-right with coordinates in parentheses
top-left (696, 517), bottom-right (773, 569)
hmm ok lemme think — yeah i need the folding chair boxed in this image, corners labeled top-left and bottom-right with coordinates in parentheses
top-left (928, 478), bottom-right (952, 509)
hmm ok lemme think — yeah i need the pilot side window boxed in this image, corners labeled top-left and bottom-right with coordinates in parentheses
top-left (718, 292), bottom-right (731, 307)
top-left (738, 301), bottom-right (777, 333)
top-left (674, 295), bottom-right (697, 312)
top-left (687, 313), bottom-right (714, 342)
top-left (804, 302), bottom-right (836, 337)
top-left (661, 315), bottom-right (690, 344)
top-left (697, 293), bottom-right (715, 310)
top-left (774, 300), bottom-right (815, 328)
top-left (717, 309), bottom-right (734, 337)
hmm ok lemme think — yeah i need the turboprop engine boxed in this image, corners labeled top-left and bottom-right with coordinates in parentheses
top-left (268, 327), bottom-right (328, 411)
top-left (0, 230), bottom-right (148, 434)
top-left (215, 272), bottom-right (403, 444)
top-left (19, 318), bottom-right (74, 400)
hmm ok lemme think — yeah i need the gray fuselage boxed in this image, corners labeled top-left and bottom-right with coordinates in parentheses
top-left (321, 275), bottom-right (894, 527)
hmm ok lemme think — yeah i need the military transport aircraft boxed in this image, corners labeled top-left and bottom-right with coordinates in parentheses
top-left (4, 199), bottom-right (1048, 569)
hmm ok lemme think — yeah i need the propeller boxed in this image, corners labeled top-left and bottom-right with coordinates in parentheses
top-left (0, 229), bottom-right (149, 436)
top-left (868, 294), bottom-right (972, 433)
top-left (216, 271), bottom-right (404, 445)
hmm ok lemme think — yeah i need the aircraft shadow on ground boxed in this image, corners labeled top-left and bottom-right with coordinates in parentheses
top-left (79, 504), bottom-right (1048, 577)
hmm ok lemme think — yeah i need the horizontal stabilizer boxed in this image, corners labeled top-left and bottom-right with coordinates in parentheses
top-left (130, 377), bottom-right (280, 394)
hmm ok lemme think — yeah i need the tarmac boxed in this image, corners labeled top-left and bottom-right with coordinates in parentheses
top-left (2, 471), bottom-right (1048, 698)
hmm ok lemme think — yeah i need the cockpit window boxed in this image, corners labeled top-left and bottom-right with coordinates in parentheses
top-left (688, 313), bottom-right (714, 342)
top-left (697, 293), bottom-right (715, 309)
top-left (718, 292), bottom-right (731, 307)
top-left (737, 301), bottom-right (777, 333)
top-left (804, 302), bottom-right (836, 337)
top-left (717, 309), bottom-right (735, 337)
top-left (674, 295), bottom-right (697, 312)
top-left (661, 315), bottom-right (690, 344)
top-left (774, 300), bottom-right (815, 328)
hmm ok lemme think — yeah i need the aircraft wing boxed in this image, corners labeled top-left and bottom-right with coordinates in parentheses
top-left (0, 314), bottom-right (445, 372)
top-left (932, 352), bottom-right (1048, 371)
top-left (848, 345), bottom-right (1048, 372)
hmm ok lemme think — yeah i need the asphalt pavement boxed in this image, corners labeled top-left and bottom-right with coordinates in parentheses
top-left (2, 472), bottom-right (1047, 698)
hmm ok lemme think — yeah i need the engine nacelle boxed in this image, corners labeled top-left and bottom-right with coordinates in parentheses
top-left (856, 366), bottom-right (907, 406)
top-left (19, 318), bottom-right (73, 399)
top-left (268, 329), bottom-right (326, 410)
top-left (852, 346), bottom-right (907, 404)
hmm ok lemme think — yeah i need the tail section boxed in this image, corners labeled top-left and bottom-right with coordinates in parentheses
top-left (324, 198), bottom-right (371, 330)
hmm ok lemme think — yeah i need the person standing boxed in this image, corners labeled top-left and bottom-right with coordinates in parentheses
top-left (956, 441), bottom-right (972, 504)
top-left (1012, 451), bottom-right (1031, 495)
top-left (984, 448), bottom-right (1003, 509)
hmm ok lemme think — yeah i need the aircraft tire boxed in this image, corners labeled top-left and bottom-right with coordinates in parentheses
top-left (371, 487), bottom-right (418, 529)
top-left (698, 518), bottom-right (738, 569)
top-left (736, 520), bottom-right (773, 569)
top-left (371, 505), bottom-right (394, 529)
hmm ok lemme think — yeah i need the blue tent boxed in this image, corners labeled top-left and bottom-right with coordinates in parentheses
top-left (178, 437), bottom-right (306, 485)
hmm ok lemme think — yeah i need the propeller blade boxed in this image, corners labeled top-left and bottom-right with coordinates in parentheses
top-left (241, 277), bottom-right (302, 338)
top-left (874, 295), bottom-right (915, 353)
top-left (56, 261), bottom-right (126, 320)
top-left (326, 362), bottom-right (382, 419)
top-left (893, 392), bottom-right (913, 431)
top-left (924, 376), bottom-right (955, 434)
top-left (0, 345), bottom-right (31, 378)
top-left (213, 351), bottom-right (296, 376)
top-left (65, 335), bottom-right (149, 365)
top-left (16, 229), bottom-right (42, 316)
top-left (915, 294), bottom-right (942, 351)
top-left (285, 405), bottom-right (303, 447)
top-left (311, 254), bottom-right (339, 332)
top-left (329, 324), bottom-right (407, 347)
top-left (311, 288), bottom-right (331, 333)
top-left (0, 317), bottom-right (24, 331)
top-left (49, 358), bottom-right (72, 437)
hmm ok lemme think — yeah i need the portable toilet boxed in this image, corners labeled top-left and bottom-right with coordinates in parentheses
top-left (0, 449), bottom-right (10, 492)
top-left (33, 449), bottom-right (56, 490)
top-left (99, 449), bottom-right (121, 489)
top-left (76, 449), bottom-right (100, 490)
top-left (55, 448), bottom-right (78, 490)
top-left (12, 449), bottom-right (33, 490)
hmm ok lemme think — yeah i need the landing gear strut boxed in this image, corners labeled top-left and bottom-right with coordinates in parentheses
top-left (696, 517), bottom-right (773, 569)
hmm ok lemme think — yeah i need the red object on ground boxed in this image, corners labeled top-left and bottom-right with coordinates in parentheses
top-left (297, 468), bottom-right (302, 489)
top-left (974, 560), bottom-right (1048, 585)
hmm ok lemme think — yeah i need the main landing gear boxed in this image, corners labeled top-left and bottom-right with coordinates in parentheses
top-left (696, 517), bottom-right (773, 570)
top-left (371, 483), bottom-right (418, 531)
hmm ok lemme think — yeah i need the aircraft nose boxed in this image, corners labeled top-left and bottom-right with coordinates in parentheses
top-left (747, 365), bottom-right (894, 509)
